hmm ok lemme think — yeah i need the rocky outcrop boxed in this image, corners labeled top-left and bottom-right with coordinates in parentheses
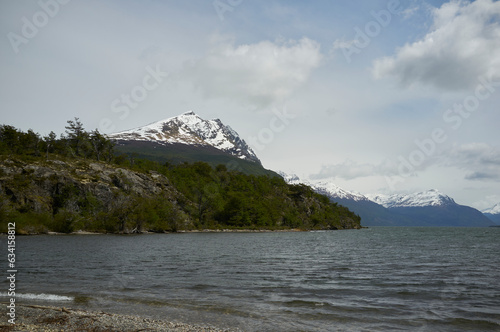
top-left (1, 160), bottom-right (169, 209)
top-left (0, 158), bottom-right (361, 234)
top-left (0, 158), bottom-right (192, 233)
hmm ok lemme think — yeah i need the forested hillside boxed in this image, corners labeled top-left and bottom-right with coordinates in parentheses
top-left (0, 121), bottom-right (361, 233)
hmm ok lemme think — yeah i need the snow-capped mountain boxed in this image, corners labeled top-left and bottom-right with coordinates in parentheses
top-left (483, 203), bottom-right (500, 215)
top-left (483, 203), bottom-right (500, 224)
top-left (310, 181), bottom-right (369, 202)
top-left (367, 189), bottom-right (493, 227)
top-left (279, 173), bottom-right (494, 227)
top-left (278, 172), bottom-right (368, 202)
top-left (108, 111), bottom-right (260, 163)
top-left (277, 171), bottom-right (301, 184)
top-left (368, 189), bottom-right (456, 208)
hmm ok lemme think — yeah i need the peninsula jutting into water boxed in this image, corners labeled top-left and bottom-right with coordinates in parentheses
top-left (0, 122), bottom-right (361, 234)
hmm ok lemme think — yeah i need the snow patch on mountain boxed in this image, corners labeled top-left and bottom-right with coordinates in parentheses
top-left (310, 181), bottom-right (369, 202)
top-left (368, 189), bottom-right (456, 208)
top-left (278, 172), bottom-right (368, 202)
top-left (108, 111), bottom-right (260, 163)
top-left (482, 203), bottom-right (500, 215)
top-left (279, 173), bottom-right (459, 209)
top-left (277, 171), bottom-right (301, 184)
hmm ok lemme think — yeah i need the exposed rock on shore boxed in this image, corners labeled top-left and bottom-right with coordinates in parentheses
top-left (0, 304), bottom-right (238, 332)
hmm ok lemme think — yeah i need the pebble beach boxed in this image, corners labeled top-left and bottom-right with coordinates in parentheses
top-left (0, 304), bottom-right (239, 332)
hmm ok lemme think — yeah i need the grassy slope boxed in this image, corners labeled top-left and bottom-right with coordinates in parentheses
top-left (114, 140), bottom-right (279, 177)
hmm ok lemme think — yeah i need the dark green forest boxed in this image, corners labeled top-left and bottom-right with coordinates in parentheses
top-left (0, 120), bottom-right (361, 234)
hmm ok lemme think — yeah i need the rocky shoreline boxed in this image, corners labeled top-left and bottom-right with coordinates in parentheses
top-left (0, 304), bottom-right (239, 332)
top-left (6, 228), bottom-right (308, 236)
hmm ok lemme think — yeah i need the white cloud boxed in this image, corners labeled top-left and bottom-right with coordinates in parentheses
top-left (444, 143), bottom-right (500, 181)
top-left (310, 159), bottom-right (398, 180)
top-left (310, 142), bottom-right (500, 183)
top-left (184, 37), bottom-right (322, 107)
top-left (332, 38), bottom-right (357, 50)
top-left (472, 194), bottom-right (500, 211)
top-left (400, 6), bottom-right (420, 20)
top-left (373, 0), bottom-right (500, 90)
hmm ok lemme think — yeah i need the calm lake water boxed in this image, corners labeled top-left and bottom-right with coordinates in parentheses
top-left (2, 227), bottom-right (500, 331)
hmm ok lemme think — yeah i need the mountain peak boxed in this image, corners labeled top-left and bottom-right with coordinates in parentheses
top-left (483, 203), bottom-right (500, 215)
top-left (279, 173), bottom-right (368, 202)
top-left (369, 189), bottom-right (456, 208)
top-left (311, 180), bottom-right (369, 202)
top-left (108, 112), bottom-right (260, 164)
top-left (277, 171), bottom-right (301, 184)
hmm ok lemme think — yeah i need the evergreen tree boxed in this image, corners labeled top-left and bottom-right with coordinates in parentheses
top-left (64, 118), bottom-right (86, 157)
top-left (89, 129), bottom-right (108, 161)
top-left (0, 125), bottom-right (21, 154)
top-left (25, 129), bottom-right (41, 156)
top-left (43, 131), bottom-right (57, 159)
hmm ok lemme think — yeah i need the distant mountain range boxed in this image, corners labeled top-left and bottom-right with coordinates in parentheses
top-left (482, 203), bottom-right (500, 224)
top-left (368, 189), bottom-right (456, 208)
top-left (108, 111), bottom-right (496, 227)
top-left (281, 173), bottom-right (495, 227)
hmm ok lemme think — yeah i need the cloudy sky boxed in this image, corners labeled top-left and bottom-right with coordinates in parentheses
top-left (1, 0), bottom-right (499, 210)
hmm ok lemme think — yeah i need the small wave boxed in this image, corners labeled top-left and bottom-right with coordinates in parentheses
top-left (0, 292), bottom-right (73, 301)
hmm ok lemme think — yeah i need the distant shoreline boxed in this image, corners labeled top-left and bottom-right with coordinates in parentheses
top-left (4, 228), bottom-right (311, 236)
top-left (2, 227), bottom-right (372, 236)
